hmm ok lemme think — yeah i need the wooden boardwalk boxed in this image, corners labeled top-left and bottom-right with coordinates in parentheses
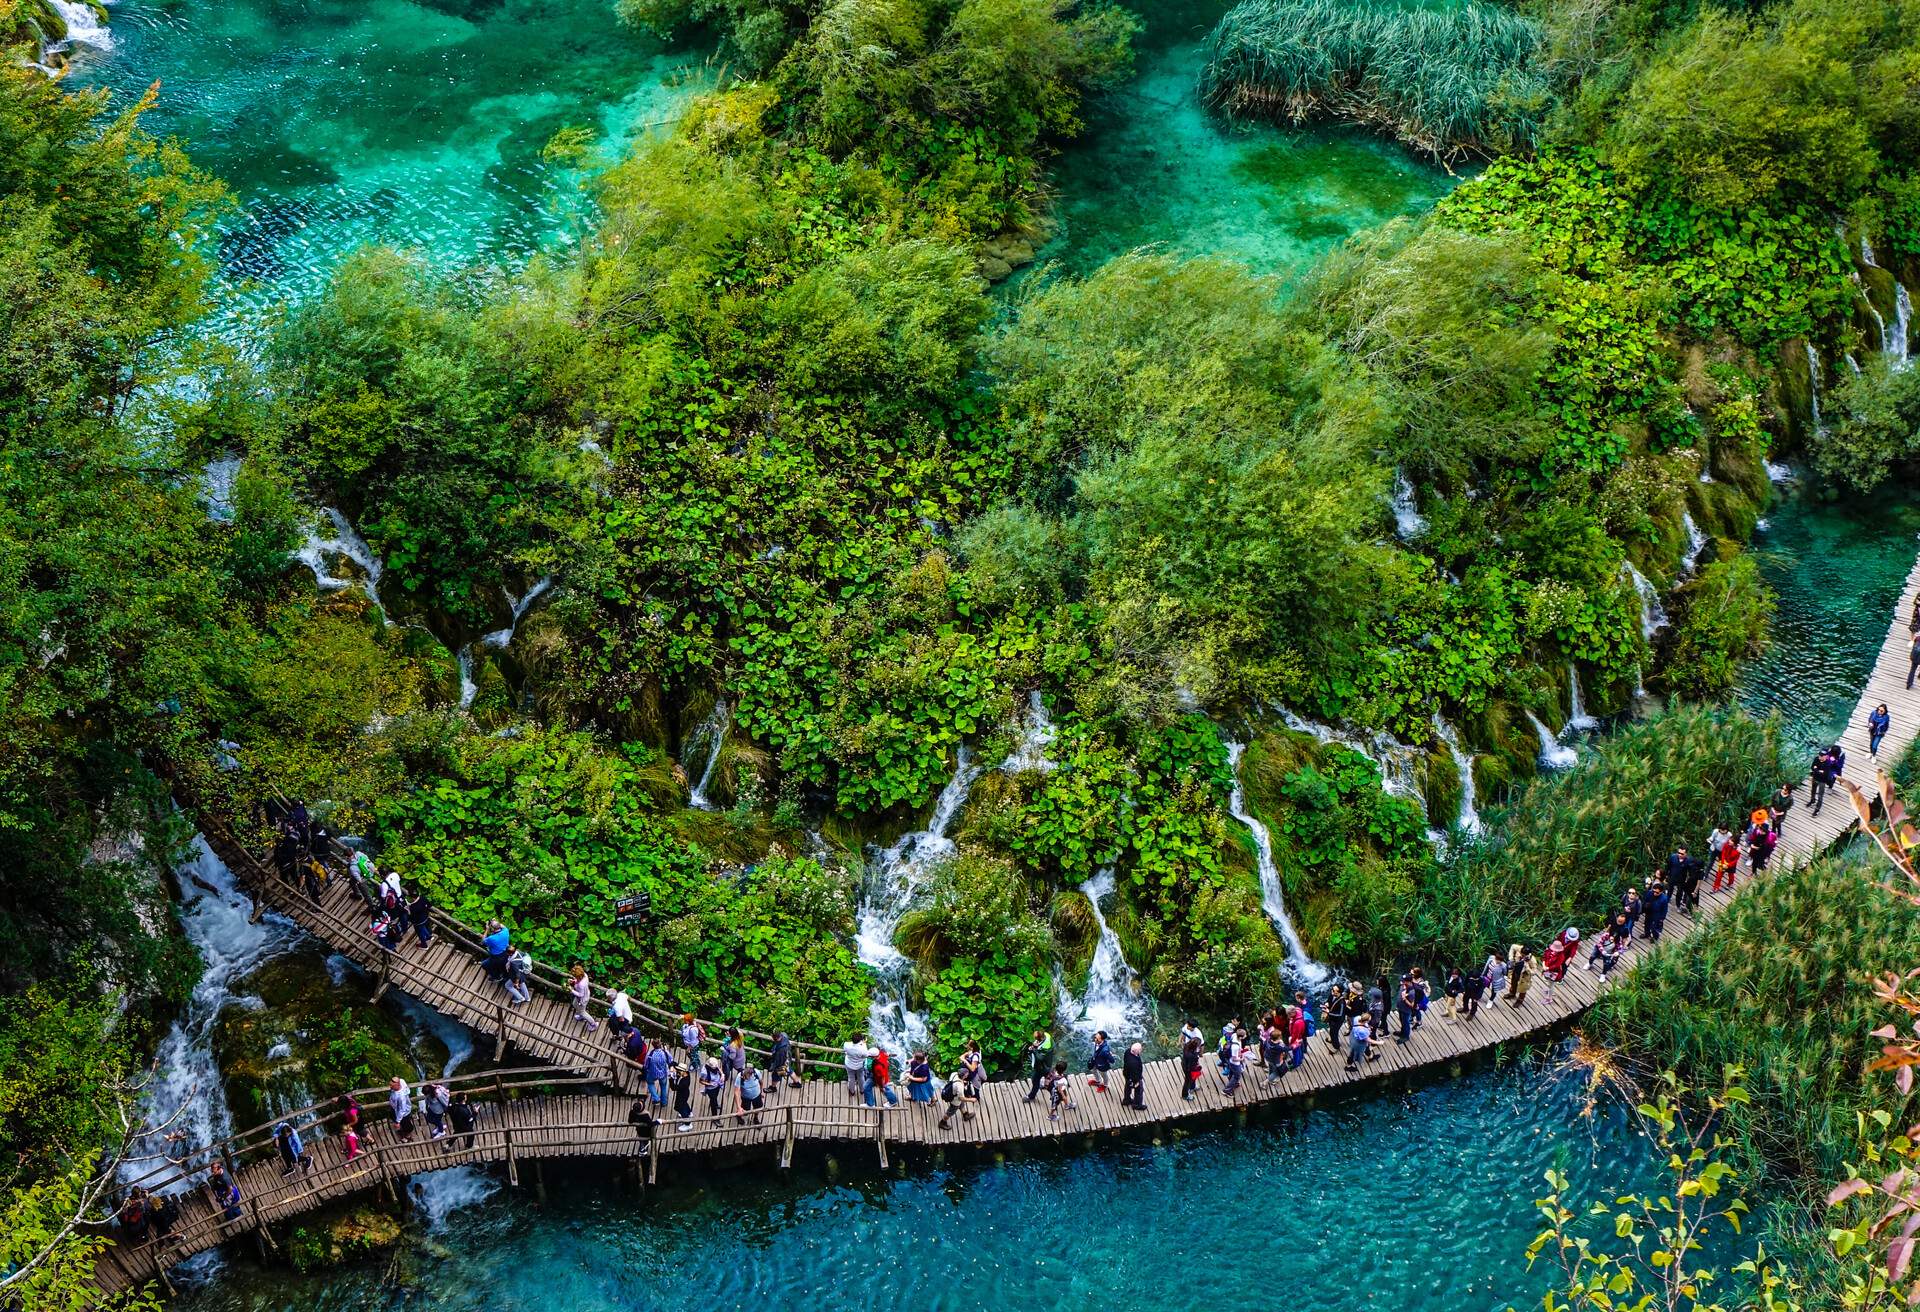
top-left (89, 551), bottom-right (1920, 1296)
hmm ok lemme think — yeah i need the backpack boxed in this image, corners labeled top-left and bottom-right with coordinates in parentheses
top-left (941, 1080), bottom-right (959, 1104)
top-left (383, 887), bottom-right (400, 912)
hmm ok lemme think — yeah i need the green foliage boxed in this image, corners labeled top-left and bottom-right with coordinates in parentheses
top-left (1199, 0), bottom-right (1550, 159)
top-left (1811, 357), bottom-right (1920, 494)
top-left (376, 726), bottom-right (870, 1038)
top-left (1664, 555), bottom-right (1774, 700)
top-left (1418, 704), bottom-right (1778, 964)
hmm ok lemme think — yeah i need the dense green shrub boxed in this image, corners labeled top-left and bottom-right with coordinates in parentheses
top-left (1810, 357), bottom-right (1920, 493)
top-left (1663, 556), bottom-right (1774, 700)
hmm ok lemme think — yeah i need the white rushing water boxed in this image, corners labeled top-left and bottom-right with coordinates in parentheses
top-left (1429, 716), bottom-right (1482, 836)
top-left (126, 838), bottom-right (300, 1191)
top-left (1272, 705), bottom-right (1427, 820)
top-left (1765, 460), bottom-right (1796, 483)
top-left (1863, 236), bottom-right (1912, 363)
top-left (999, 690), bottom-right (1057, 774)
top-left (294, 507), bottom-right (387, 621)
top-left (1060, 869), bottom-right (1147, 1039)
top-left (1568, 662), bottom-right (1599, 731)
top-left (1389, 469), bottom-right (1427, 540)
top-left (1621, 561), bottom-right (1670, 639)
top-left (857, 749), bottom-right (981, 1050)
top-left (1526, 711), bottom-right (1578, 771)
top-left (1804, 341), bottom-right (1825, 434)
top-left (456, 577), bottom-right (554, 710)
top-left (1225, 742), bottom-right (1328, 984)
top-left (1681, 512), bottom-right (1708, 573)
top-left (683, 699), bottom-right (729, 810)
top-left (47, 0), bottom-right (112, 50)
top-left (409, 1167), bottom-right (501, 1229)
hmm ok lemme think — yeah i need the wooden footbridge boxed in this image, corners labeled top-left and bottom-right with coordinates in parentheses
top-left (89, 552), bottom-right (1920, 1297)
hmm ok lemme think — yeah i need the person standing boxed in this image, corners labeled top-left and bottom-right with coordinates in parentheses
top-left (680, 1014), bottom-right (706, 1068)
top-left (738, 1065), bottom-right (765, 1124)
top-left (1044, 1062), bottom-right (1076, 1122)
top-left (1324, 984), bottom-right (1350, 1050)
top-left (341, 1122), bottom-right (362, 1163)
top-left (1769, 784), bottom-right (1795, 837)
top-left (1346, 1013), bottom-right (1374, 1073)
top-left (422, 1081), bottom-right (450, 1142)
top-left (1180, 1037), bottom-right (1203, 1101)
top-left (607, 989), bottom-right (634, 1045)
top-left (1909, 631), bottom-right (1920, 690)
top-left (408, 889), bottom-right (433, 949)
top-left (503, 949), bottom-right (532, 1005)
top-left (1712, 833), bottom-right (1741, 892)
top-left (1222, 1028), bottom-right (1247, 1094)
top-left (567, 964), bottom-right (599, 1032)
top-left (1483, 950), bottom-right (1507, 1005)
top-left (274, 1122), bottom-right (312, 1177)
top-left (1870, 703), bottom-right (1892, 757)
top-left (1088, 1031), bottom-right (1116, 1094)
top-left (1751, 823), bottom-right (1779, 874)
top-left (700, 1058), bottom-right (726, 1119)
top-left (1460, 964), bottom-right (1485, 1020)
top-left (1505, 946), bottom-right (1532, 1006)
top-left (1620, 887), bottom-right (1643, 939)
top-left (1122, 1042), bottom-right (1146, 1111)
top-left (1022, 1030), bottom-right (1053, 1103)
top-left (388, 1077), bottom-right (412, 1137)
top-left (1443, 967), bottom-right (1465, 1018)
top-left (770, 1032), bottom-right (801, 1091)
top-left (842, 1033), bottom-right (869, 1100)
top-left (1643, 882), bottom-right (1671, 941)
top-left (1674, 850), bottom-right (1705, 913)
top-left (671, 1063), bottom-right (694, 1132)
top-left (961, 1040), bottom-right (985, 1099)
top-left (448, 1091), bottom-right (477, 1150)
top-left (645, 1043), bottom-right (671, 1107)
top-left (908, 1051), bottom-right (934, 1107)
top-left (1394, 973), bottom-right (1417, 1044)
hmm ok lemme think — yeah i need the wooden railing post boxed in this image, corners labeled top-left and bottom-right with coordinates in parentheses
top-left (495, 1002), bottom-right (509, 1062)
top-left (647, 1119), bottom-right (659, 1185)
top-left (372, 1145), bottom-right (394, 1202)
top-left (504, 1126), bottom-right (519, 1187)
top-left (780, 1103), bottom-right (795, 1169)
top-left (370, 950), bottom-right (392, 1003)
top-left (874, 1108), bottom-right (888, 1170)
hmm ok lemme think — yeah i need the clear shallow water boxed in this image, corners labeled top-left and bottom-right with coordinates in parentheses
top-left (70, 0), bottom-right (706, 336)
top-left (1034, 0), bottom-right (1456, 280)
top-left (1737, 489), bottom-right (1920, 755)
top-left (174, 1045), bottom-right (1655, 1311)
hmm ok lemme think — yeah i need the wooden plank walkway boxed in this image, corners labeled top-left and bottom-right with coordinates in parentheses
top-left (88, 551), bottom-right (1920, 1297)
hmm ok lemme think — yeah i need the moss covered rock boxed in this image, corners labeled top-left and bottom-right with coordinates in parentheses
top-left (288, 1205), bottom-right (404, 1273)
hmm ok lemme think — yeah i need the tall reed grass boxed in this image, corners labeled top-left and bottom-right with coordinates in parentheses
top-left (1198, 0), bottom-right (1550, 161)
top-left (1415, 704), bottom-right (1781, 963)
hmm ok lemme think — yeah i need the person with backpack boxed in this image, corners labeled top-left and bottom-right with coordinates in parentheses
top-left (504, 949), bottom-right (533, 1005)
top-left (1022, 1030), bottom-right (1053, 1103)
top-left (1088, 1030), bottom-right (1116, 1094)
top-left (866, 1046), bottom-right (899, 1109)
top-left (961, 1040), bottom-right (985, 1098)
top-left (605, 990), bottom-right (633, 1045)
top-left (1122, 1041), bottom-right (1146, 1111)
top-left (118, 1189), bottom-right (150, 1244)
top-left (937, 1070), bottom-right (975, 1130)
top-left (1043, 1062), bottom-right (1075, 1122)
top-left (274, 1121), bottom-right (312, 1177)
top-left (1346, 1012), bottom-right (1375, 1074)
top-left (1221, 1027), bottom-right (1247, 1094)
top-left (737, 1065), bottom-right (765, 1124)
top-left (1179, 1036), bottom-right (1203, 1102)
top-left (408, 889), bottom-right (433, 949)
top-left (770, 1032), bottom-right (802, 1091)
top-left (379, 870), bottom-right (407, 932)
top-left (1288, 1004), bottom-right (1309, 1069)
top-left (370, 908), bottom-right (401, 954)
top-left (217, 1175), bottom-right (244, 1225)
top-left (448, 1091), bottom-right (477, 1150)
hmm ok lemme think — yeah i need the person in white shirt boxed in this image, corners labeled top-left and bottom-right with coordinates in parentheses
top-left (843, 1034), bottom-right (872, 1101)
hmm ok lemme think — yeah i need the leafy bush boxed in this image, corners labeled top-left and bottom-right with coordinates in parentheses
top-left (1810, 358), bottom-right (1920, 494)
top-left (1663, 555), bottom-right (1774, 700)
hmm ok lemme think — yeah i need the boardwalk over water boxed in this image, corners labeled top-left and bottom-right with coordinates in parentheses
top-left (90, 552), bottom-right (1920, 1297)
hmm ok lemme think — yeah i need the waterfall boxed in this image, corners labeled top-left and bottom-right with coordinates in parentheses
top-left (1568, 662), bottom-right (1598, 731)
top-left (1527, 711), bottom-right (1578, 770)
top-left (1000, 690), bottom-right (1057, 774)
top-left (1804, 341), bottom-right (1825, 435)
top-left (47, 0), bottom-right (112, 50)
top-left (294, 507), bottom-right (387, 622)
top-left (1863, 237), bottom-right (1912, 363)
top-left (1621, 561), bottom-right (1670, 639)
top-left (455, 577), bottom-right (554, 710)
top-left (409, 1167), bottom-right (502, 1229)
top-left (199, 457), bottom-right (241, 524)
top-left (1389, 469), bottom-right (1427, 540)
top-left (1225, 743), bottom-right (1328, 984)
top-left (1062, 869), bottom-right (1146, 1039)
top-left (1765, 460), bottom-right (1795, 483)
top-left (1430, 716), bottom-right (1482, 836)
top-left (1847, 353), bottom-right (1864, 377)
top-left (1273, 705), bottom-right (1426, 818)
top-left (1681, 512), bottom-right (1708, 573)
top-left (684, 700), bottom-right (729, 810)
top-left (125, 838), bottom-right (300, 1191)
top-left (857, 750), bottom-right (982, 1049)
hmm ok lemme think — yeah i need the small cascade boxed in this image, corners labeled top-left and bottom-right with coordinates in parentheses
top-left (1273, 705), bottom-right (1426, 819)
top-left (294, 507), bottom-right (387, 622)
top-left (1863, 237), bottom-right (1912, 363)
top-left (1621, 561), bottom-right (1670, 639)
top-left (1527, 711), bottom-right (1578, 770)
top-left (1681, 512), bottom-right (1708, 573)
top-left (858, 750), bottom-right (982, 1049)
top-left (409, 1167), bottom-right (501, 1229)
top-left (684, 700), bottom-right (729, 810)
top-left (1000, 690), bottom-right (1057, 774)
top-left (1062, 869), bottom-right (1147, 1039)
top-left (1567, 663), bottom-right (1598, 731)
top-left (1225, 742), bottom-right (1328, 984)
top-left (47, 0), bottom-right (112, 50)
top-left (1847, 353), bottom-right (1864, 377)
top-left (1765, 460), bottom-right (1796, 483)
top-left (456, 578), bottom-right (553, 710)
top-left (1430, 716), bottom-right (1482, 836)
top-left (199, 457), bottom-right (240, 523)
top-left (1389, 469), bottom-right (1427, 540)
top-left (126, 838), bottom-right (300, 1191)
top-left (1804, 341), bottom-right (1825, 434)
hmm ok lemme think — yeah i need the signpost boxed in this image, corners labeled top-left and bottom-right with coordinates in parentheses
top-left (613, 890), bottom-right (651, 927)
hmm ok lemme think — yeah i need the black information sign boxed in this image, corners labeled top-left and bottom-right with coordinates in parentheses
top-left (614, 890), bottom-right (651, 927)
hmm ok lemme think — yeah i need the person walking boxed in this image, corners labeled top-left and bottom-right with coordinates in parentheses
top-left (628, 1099), bottom-right (655, 1149)
top-left (1870, 703), bottom-right (1892, 757)
top-left (937, 1071), bottom-right (976, 1130)
top-left (671, 1063), bottom-right (694, 1133)
top-left (680, 1014), bottom-right (706, 1068)
top-left (961, 1040), bottom-right (985, 1099)
top-left (371, 907), bottom-right (402, 955)
top-left (645, 1042), bottom-right (671, 1107)
top-left (1180, 1037), bottom-right (1203, 1101)
top-left (866, 1046), bottom-right (900, 1109)
top-left (422, 1081), bottom-right (450, 1142)
top-left (274, 1122), bottom-right (312, 1177)
top-left (341, 1122), bottom-right (362, 1163)
top-left (1749, 823), bottom-right (1778, 875)
top-left (1673, 850), bottom-right (1705, 913)
top-left (770, 1032), bottom-right (802, 1091)
top-left (448, 1091), bottom-right (477, 1150)
top-left (1483, 951), bottom-right (1507, 1006)
top-left (607, 989), bottom-right (634, 1045)
top-left (408, 889), bottom-right (433, 949)
top-left (721, 1029), bottom-right (747, 1094)
top-left (1394, 973), bottom-right (1417, 1043)
top-left (908, 1051), bottom-right (934, 1108)
top-left (1711, 832), bottom-right (1741, 893)
top-left (1324, 984), bottom-right (1350, 1050)
top-left (1811, 746), bottom-right (1846, 816)
top-left (1505, 945), bottom-right (1532, 1006)
top-left (700, 1058), bottom-right (726, 1119)
top-left (1643, 882), bottom-right (1670, 941)
top-left (737, 1065), bottom-right (765, 1124)
top-left (1459, 963), bottom-right (1485, 1020)
top-left (388, 1077), bottom-right (412, 1136)
top-left (567, 964), bottom-right (599, 1032)
top-left (1346, 1013), bottom-right (1375, 1073)
top-left (1443, 967), bottom-right (1465, 1019)
top-left (1122, 1042), bottom-right (1146, 1111)
top-left (1620, 887), bottom-right (1643, 940)
top-left (1222, 1027), bottom-right (1247, 1094)
top-left (1022, 1030), bottom-right (1053, 1103)
top-left (1769, 784), bottom-right (1795, 837)
top-left (1044, 1062), bottom-right (1076, 1122)
top-left (502, 948), bottom-right (532, 1005)
top-left (1288, 1004), bottom-right (1309, 1069)
top-left (842, 1033), bottom-right (870, 1101)
top-left (1910, 631), bottom-right (1920, 690)
top-left (1088, 1031), bottom-right (1116, 1094)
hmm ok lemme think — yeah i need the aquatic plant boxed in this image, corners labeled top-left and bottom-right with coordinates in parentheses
top-left (1198, 0), bottom-right (1550, 161)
